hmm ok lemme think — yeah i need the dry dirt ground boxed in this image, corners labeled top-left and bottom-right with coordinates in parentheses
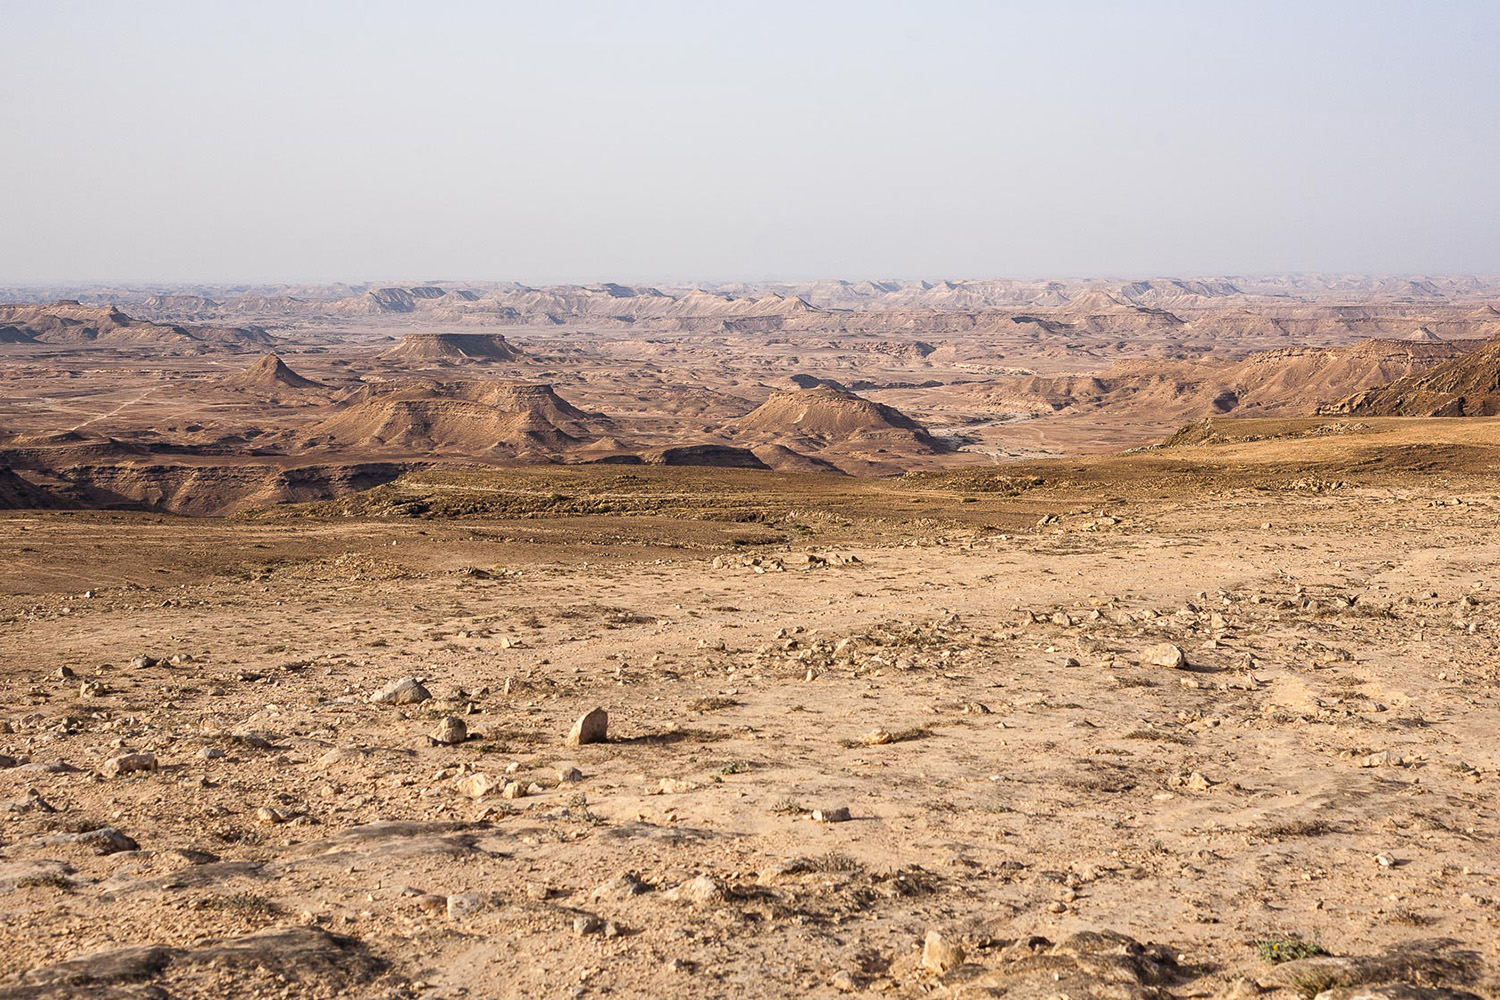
top-left (1, 423), bottom-right (1498, 1000)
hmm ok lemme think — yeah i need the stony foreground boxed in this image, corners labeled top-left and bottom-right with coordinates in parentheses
top-left (0, 473), bottom-right (1497, 999)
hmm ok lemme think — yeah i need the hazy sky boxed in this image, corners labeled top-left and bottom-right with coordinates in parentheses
top-left (3, 0), bottom-right (1498, 284)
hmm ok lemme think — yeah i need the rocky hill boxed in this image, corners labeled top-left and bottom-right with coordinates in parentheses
top-left (969, 338), bottom-right (1481, 420)
top-left (0, 301), bottom-right (269, 349)
top-left (223, 353), bottom-right (325, 390)
top-left (738, 386), bottom-right (948, 456)
top-left (380, 333), bottom-right (523, 362)
top-left (1332, 338), bottom-right (1500, 416)
top-left (305, 381), bottom-right (599, 456)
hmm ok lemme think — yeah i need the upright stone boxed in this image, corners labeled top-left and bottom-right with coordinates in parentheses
top-left (566, 707), bottom-right (608, 746)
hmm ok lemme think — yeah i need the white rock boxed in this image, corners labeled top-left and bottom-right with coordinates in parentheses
top-left (454, 773), bottom-right (500, 799)
top-left (1144, 643), bottom-right (1188, 669)
top-left (921, 929), bottom-right (965, 974)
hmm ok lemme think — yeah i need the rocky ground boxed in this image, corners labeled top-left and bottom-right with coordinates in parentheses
top-left (1, 452), bottom-right (1497, 999)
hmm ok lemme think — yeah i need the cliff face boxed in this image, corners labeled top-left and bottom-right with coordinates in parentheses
top-left (0, 459), bottom-right (412, 515)
top-left (1334, 338), bottom-right (1500, 417)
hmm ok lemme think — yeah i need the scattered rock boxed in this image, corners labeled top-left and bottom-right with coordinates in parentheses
top-left (566, 707), bottom-right (608, 746)
top-left (428, 717), bottom-right (467, 745)
top-left (454, 773), bottom-right (500, 799)
top-left (591, 873), bottom-right (649, 902)
top-left (100, 752), bottom-right (157, 779)
top-left (921, 929), bottom-right (965, 974)
top-left (812, 806), bottom-right (851, 823)
top-left (1144, 643), bottom-right (1188, 668)
top-left (370, 677), bottom-right (431, 705)
top-left (666, 874), bottom-right (730, 905)
top-left (44, 827), bottom-right (138, 855)
top-left (446, 891), bottom-right (491, 919)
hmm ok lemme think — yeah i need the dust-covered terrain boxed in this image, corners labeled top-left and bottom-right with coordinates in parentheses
top-left (2, 280), bottom-right (1499, 1000)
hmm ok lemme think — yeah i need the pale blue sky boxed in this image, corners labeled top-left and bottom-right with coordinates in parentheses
top-left (2, 1), bottom-right (1497, 284)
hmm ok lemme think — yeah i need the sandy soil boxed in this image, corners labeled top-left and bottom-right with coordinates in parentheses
top-left (1, 433), bottom-right (1497, 999)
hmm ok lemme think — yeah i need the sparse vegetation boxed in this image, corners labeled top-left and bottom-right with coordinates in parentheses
top-left (690, 696), bottom-right (742, 713)
top-left (195, 892), bottom-right (279, 916)
top-left (812, 852), bottom-right (862, 873)
top-left (1123, 728), bottom-right (1190, 744)
top-left (1260, 819), bottom-right (1335, 839)
top-left (16, 872), bottom-right (73, 892)
top-left (6, 285), bottom-right (1500, 1000)
top-left (1256, 936), bottom-right (1328, 965)
top-left (213, 827), bottom-right (264, 846)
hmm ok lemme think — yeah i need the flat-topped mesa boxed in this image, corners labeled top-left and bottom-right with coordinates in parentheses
top-left (304, 379), bottom-right (598, 455)
top-left (380, 332), bottom-right (523, 362)
top-left (639, 444), bottom-right (769, 468)
top-left (224, 353), bottom-right (325, 390)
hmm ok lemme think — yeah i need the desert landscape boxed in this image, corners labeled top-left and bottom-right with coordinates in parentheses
top-left (6, 1), bottom-right (1499, 996)
top-left (2, 277), bottom-right (1500, 999)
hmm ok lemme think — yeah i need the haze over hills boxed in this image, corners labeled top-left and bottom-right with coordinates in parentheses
top-left (1, 274), bottom-right (1500, 511)
top-left (8, 275), bottom-right (1500, 342)
top-left (9, 3), bottom-right (1500, 993)
top-left (0, 300), bottom-right (269, 349)
top-left (960, 338), bottom-right (1484, 424)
